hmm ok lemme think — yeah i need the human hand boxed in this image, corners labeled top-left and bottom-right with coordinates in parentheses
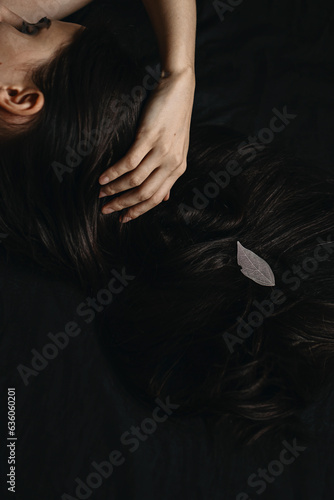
top-left (98, 67), bottom-right (196, 222)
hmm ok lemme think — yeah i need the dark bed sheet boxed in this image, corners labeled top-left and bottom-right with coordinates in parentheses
top-left (1, 1), bottom-right (334, 499)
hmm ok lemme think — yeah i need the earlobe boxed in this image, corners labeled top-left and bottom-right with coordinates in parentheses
top-left (0, 86), bottom-right (44, 116)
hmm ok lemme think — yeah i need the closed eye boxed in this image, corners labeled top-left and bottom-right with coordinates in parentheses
top-left (21, 22), bottom-right (39, 35)
top-left (19, 18), bottom-right (52, 35)
top-left (14, 22), bottom-right (25, 33)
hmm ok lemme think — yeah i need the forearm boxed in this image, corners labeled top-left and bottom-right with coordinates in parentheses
top-left (141, 0), bottom-right (197, 76)
top-left (1, 0), bottom-right (93, 23)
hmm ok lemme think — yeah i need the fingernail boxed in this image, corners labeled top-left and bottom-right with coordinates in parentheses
top-left (121, 216), bottom-right (132, 223)
top-left (99, 190), bottom-right (108, 198)
top-left (102, 208), bottom-right (115, 214)
top-left (99, 175), bottom-right (110, 185)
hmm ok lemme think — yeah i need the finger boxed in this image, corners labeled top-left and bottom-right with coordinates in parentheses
top-left (101, 167), bottom-right (172, 214)
top-left (163, 191), bottom-right (170, 201)
top-left (99, 138), bottom-right (150, 185)
top-left (120, 176), bottom-right (179, 222)
top-left (99, 149), bottom-right (167, 198)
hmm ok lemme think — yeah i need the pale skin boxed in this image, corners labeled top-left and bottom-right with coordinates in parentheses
top-left (0, 0), bottom-right (197, 222)
top-left (0, 5), bottom-right (84, 123)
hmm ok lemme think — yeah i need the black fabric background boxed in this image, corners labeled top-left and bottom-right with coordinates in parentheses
top-left (1, 1), bottom-right (334, 499)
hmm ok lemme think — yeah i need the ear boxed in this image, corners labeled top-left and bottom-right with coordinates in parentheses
top-left (0, 86), bottom-right (44, 117)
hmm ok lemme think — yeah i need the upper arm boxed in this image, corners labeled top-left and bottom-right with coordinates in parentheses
top-left (0, 0), bottom-right (94, 23)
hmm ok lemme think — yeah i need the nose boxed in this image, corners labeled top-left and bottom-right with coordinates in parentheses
top-left (0, 5), bottom-right (25, 30)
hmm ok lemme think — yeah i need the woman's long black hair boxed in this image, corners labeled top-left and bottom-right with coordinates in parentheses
top-left (0, 16), bottom-right (146, 289)
top-left (1, 15), bottom-right (334, 446)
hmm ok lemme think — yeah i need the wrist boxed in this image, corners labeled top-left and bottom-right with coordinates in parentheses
top-left (161, 62), bottom-right (195, 77)
top-left (160, 65), bottom-right (196, 87)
